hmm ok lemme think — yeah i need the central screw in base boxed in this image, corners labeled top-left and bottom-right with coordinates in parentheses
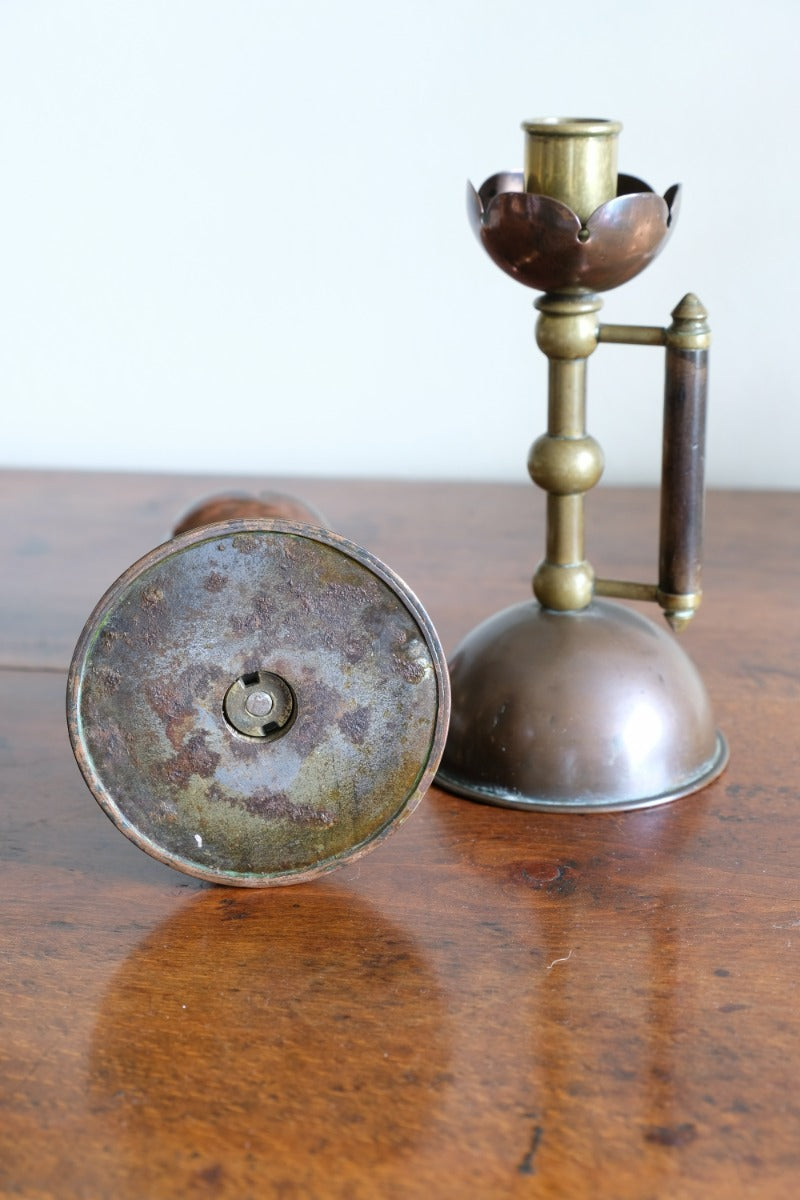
top-left (223, 671), bottom-right (296, 739)
top-left (245, 690), bottom-right (274, 717)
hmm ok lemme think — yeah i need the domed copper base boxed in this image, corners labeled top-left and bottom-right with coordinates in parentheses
top-left (437, 599), bottom-right (727, 812)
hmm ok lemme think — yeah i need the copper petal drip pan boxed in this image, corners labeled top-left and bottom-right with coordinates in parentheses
top-left (68, 520), bottom-right (449, 885)
top-left (468, 173), bottom-right (680, 293)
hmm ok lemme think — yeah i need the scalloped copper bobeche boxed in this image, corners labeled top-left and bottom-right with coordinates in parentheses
top-left (468, 172), bottom-right (680, 293)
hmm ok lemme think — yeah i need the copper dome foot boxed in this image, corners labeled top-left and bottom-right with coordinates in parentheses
top-left (437, 599), bottom-right (727, 813)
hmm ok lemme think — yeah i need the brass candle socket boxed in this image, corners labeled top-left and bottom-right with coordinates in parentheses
top-left (522, 117), bottom-right (621, 223)
top-left (438, 117), bottom-right (727, 812)
top-left (68, 492), bottom-right (450, 885)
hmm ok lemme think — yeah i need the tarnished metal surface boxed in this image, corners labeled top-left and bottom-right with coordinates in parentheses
top-left (68, 521), bottom-right (449, 886)
top-left (468, 171), bottom-right (680, 293)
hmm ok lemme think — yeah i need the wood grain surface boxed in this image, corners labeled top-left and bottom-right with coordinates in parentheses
top-left (1, 470), bottom-right (798, 1199)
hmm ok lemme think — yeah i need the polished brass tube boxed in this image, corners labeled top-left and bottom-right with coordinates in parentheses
top-left (546, 494), bottom-right (584, 565)
top-left (548, 361), bottom-right (586, 435)
top-left (595, 579), bottom-right (659, 602)
top-left (522, 118), bottom-right (621, 223)
top-left (598, 324), bottom-right (667, 347)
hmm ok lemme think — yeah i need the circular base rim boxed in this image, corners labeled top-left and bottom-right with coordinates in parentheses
top-left (436, 732), bottom-right (729, 814)
top-left (68, 518), bottom-right (450, 886)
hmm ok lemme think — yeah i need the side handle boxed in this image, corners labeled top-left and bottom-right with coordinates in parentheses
top-left (658, 294), bottom-right (710, 631)
top-left (594, 295), bottom-right (711, 631)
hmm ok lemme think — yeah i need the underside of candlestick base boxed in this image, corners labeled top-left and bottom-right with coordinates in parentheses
top-left (436, 598), bottom-right (727, 812)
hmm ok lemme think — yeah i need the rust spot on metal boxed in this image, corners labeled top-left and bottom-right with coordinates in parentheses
top-left (393, 646), bottom-right (430, 684)
top-left (338, 706), bottom-right (370, 746)
top-left (98, 666), bottom-right (122, 691)
top-left (244, 790), bottom-right (335, 825)
top-left (140, 585), bottom-right (164, 607)
top-left (160, 732), bottom-right (221, 788)
top-left (145, 677), bottom-right (197, 752)
top-left (203, 571), bottom-right (226, 593)
top-left (232, 533), bottom-right (259, 555)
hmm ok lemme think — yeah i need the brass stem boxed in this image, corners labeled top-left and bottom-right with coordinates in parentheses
top-left (546, 495), bottom-right (585, 565)
top-left (529, 293), bottom-right (604, 612)
top-left (548, 361), bottom-right (586, 435)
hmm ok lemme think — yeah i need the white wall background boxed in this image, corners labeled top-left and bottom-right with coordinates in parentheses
top-left (1, 0), bottom-right (797, 488)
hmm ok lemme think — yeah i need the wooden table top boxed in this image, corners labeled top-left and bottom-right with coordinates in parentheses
top-left (1, 469), bottom-right (798, 1199)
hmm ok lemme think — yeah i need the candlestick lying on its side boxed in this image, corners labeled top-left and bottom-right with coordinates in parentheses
top-left (68, 492), bottom-right (450, 885)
